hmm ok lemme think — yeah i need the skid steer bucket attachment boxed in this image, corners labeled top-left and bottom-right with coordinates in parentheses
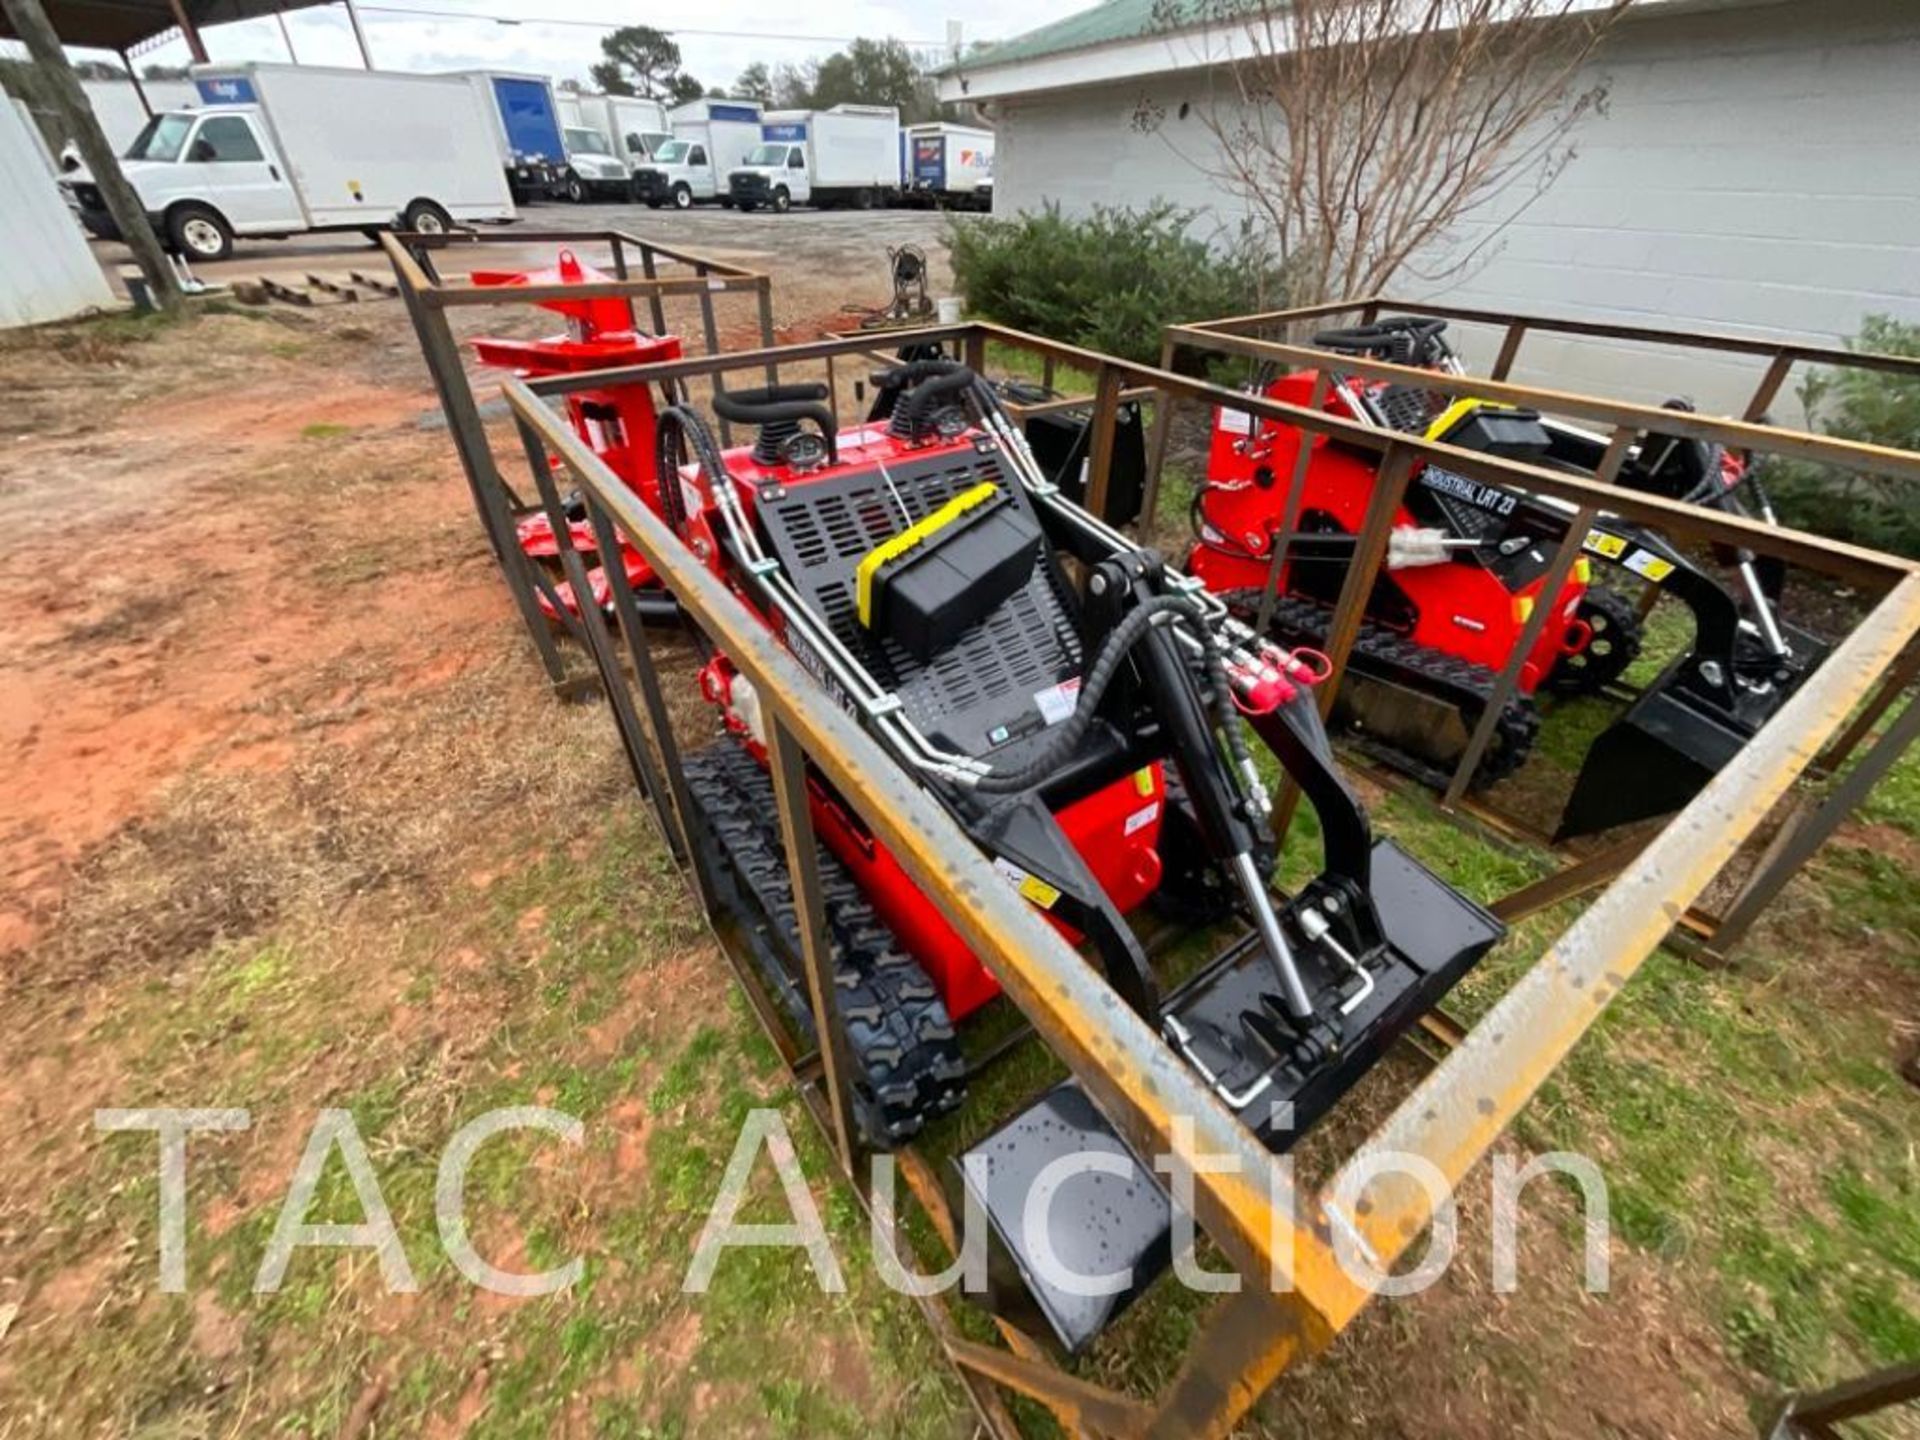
top-left (1556, 623), bottom-right (1832, 840)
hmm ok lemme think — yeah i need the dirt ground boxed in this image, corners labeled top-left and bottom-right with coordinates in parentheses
top-left (2, 208), bottom-right (1913, 1437)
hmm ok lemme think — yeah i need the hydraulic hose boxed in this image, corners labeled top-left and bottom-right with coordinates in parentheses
top-left (973, 595), bottom-right (1199, 793)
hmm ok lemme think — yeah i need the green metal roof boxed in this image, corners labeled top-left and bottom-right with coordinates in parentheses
top-left (947, 0), bottom-right (1183, 74)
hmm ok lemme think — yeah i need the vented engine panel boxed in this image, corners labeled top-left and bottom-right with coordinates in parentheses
top-left (753, 441), bottom-right (1084, 761)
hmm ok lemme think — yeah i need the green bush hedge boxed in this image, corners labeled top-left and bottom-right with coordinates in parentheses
top-left (945, 203), bottom-right (1284, 366)
top-left (1768, 314), bottom-right (1920, 559)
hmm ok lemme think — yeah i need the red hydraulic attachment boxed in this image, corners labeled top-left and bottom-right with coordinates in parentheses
top-left (470, 249), bottom-right (685, 619)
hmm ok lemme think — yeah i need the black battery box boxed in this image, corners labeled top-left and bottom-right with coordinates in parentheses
top-left (856, 482), bottom-right (1041, 662)
top-left (1433, 402), bottom-right (1552, 460)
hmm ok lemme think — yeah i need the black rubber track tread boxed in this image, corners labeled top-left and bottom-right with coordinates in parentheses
top-left (1544, 585), bottom-right (1646, 697)
top-left (681, 742), bottom-right (967, 1146)
top-left (1221, 588), bottom-right (1539, 788)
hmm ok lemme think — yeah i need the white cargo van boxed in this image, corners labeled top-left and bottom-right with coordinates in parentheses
top-left (62, 63), bottom-right (514, 262)
top-left (556, 93), bottom-right (673, 200)
top-left (727, 105), bottom-right (899, 212)
top-left (901, 122), bottom-right (994, 209)
top-left (632, 98), bottom-right (761, 209)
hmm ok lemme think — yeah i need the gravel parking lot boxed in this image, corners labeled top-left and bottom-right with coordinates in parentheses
top-left (86, 200), bottom-right (968, 331)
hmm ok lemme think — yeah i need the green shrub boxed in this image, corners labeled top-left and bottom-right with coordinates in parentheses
top-left (945, 202), bottom-right (1284, 365)
top-left (1767, 314), bottom-right (1920, 559)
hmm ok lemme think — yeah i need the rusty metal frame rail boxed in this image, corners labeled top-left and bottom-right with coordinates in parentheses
top-left (487, 319), bottom-right (1920, 1437)
top-left (382, 227), bottom-right (777, 692)
top-left (1181, 293), bottom-right (1920, 421)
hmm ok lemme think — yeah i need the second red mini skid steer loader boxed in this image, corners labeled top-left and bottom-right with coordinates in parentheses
top-left (1186, 315), bottom-right (1829, 839)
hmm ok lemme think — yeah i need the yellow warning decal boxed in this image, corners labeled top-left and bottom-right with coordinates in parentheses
top-left (1018, 874), bottom-right (1062, 909)
top-left (1574, 557), bottom-right (1592, 584)
top-left (1132, 767), bottom-right (1156, 797)
top-left (993, 856), bottom-right (1061, 910)
top-left (1583, 529), bottom-right (1628, 560)
top-left (854, 481), bottom-right (1000, 628)
top-left (1625, 551), bottom-right (1674, 583)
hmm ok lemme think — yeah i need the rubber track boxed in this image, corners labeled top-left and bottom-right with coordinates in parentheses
top-left (682, 742), bottom-right (967, 1146)
top-left (1223, 589), bottom-right (1540, 788)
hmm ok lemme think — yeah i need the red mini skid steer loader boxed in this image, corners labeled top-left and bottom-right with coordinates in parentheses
top-left (1187, 315), bottom-right (1829, 839)
top-left (518, 293), bottom-right (1506, 1351)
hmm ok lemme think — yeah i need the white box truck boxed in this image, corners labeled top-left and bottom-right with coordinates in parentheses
top-left (728, 104), bottom-right (899, 212)
top-left (901, 122), bottom-right (994, 210)
top-left (631, 98), bottom-right (761, 209)
top-left (454, 70), bottom-right (569, 201)
top-left (61, 63), bottom-right (514, 263)
top-left (556, 93), bottom-right (673, 200)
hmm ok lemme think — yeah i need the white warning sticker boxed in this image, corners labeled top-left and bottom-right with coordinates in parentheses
top-left (1217, 406), bottom-right (1253, 435)
top-left (1124, 802), bottom-right (1160, 836)
top-left (1033, 677), bottom-right (1081, 726)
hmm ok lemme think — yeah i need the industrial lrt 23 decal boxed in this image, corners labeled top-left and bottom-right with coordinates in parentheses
top-left (1582, 528), bottom-right (1676, 582)
top-left (1420, 469), bottom-right (1520, 516)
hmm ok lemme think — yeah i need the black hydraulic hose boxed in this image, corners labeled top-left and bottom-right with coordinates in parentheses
top-left (973, 595), bottom-right (1199, 793)
top-left (871, 357), bottom-right (967, 390)
top-left (653, 407), bottom-right (693, 533)
top-left (709, 387), bottom-right (838, 462)
top-left (894, 365), bottom-right (977, 434)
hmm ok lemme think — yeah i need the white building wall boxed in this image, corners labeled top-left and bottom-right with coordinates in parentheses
top-left (988, 0), bottom-right (1920, 414)
top-left (0, 98), bottom-right (113, 328)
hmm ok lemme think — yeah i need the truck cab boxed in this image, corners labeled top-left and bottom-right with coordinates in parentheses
top-left (630, 137), bottom-right (717, 209)
top-left (728, 141), bottom-right (809, 212)
top-left (64, 106), bottom-right (302, 260)
top-left (560, 125), bottom-right (629, 202)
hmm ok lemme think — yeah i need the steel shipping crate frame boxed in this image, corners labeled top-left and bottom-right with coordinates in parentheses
top-left (397, 285), bottom-right (1920, 1435)
top-left (381, 226), bottom-right (777, 693)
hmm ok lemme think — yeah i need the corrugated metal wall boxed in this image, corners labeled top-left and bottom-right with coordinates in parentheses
top-left (990, 0), bottom-right (1920, 414)
top-left (0, 98), bottom-right (114, 329)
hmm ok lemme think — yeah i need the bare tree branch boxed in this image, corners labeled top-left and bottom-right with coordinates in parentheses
top-left (1144, 0), bottom-right (1635, 306)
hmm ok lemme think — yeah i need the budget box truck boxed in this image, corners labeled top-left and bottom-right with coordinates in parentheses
top-left (901, 121), bottom-right (994, 209)
top-left (631, 98), bottom-right (761, 209)
top-left (728, 104), bottom-right (898, 212)
top-left (61, 63), bottom-right (514, 262)
top-left (455, 70), bottom-right (568, 202)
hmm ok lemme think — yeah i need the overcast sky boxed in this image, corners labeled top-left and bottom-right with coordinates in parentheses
top-left (65, 0), bottom-right (1082, 93)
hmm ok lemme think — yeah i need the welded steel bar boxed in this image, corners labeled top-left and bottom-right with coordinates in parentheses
top-left (1141, 335), bottom-right (1180, 528)
top-left (1150, 1288), bottom-right (1319, 1440)
top-left (504, 376), bottom-right (1347, 1310)
top-left (1815, 636), bottom-right (1920, 773)
top-left (395, 227), bottom-right (760, 280)
top-left (582, 496), bottom-right (695, 873)
top-left (1489, 322), bottom-right (1528, 381)
top-left (1441, 499), bottom-right (1603, 808)
top-left (947, 1339), bottom-right (1151, 1437)
top-left (1743, 351), bottom-right (1797, 423)
top-left (1200, 297), bottom-right (1920, 382)
top-left (1487, 832), bottom-right (1650, 924)
top-left (1084, 364), bottom-right (1126, 523)
top-left (1707, 689), bottom-right (1920, 957)
top-left (1314, 573), bottom-right (1920, 1333)
top-left (1255, 369), bottom-right (1333, 636)
top-left (637, 244), bottom-right (669, 337)
top-left (1772, 1360), bottom-right (1920, 1435)
top-left (766, 718), bottom-right (865, 1172)
top-left (1269, 441), bottom-right (1415, 848)
top-left (428, 275), bottom-right (765, 307)
top-left (1315, 443), bottom-right (1418, 720)
top-left (1161, 326), bottom-right (1920, 491)
top-left (385, 234), bottom-right (570, 684)
top-left (517, 417), bottom-right (664, 821)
